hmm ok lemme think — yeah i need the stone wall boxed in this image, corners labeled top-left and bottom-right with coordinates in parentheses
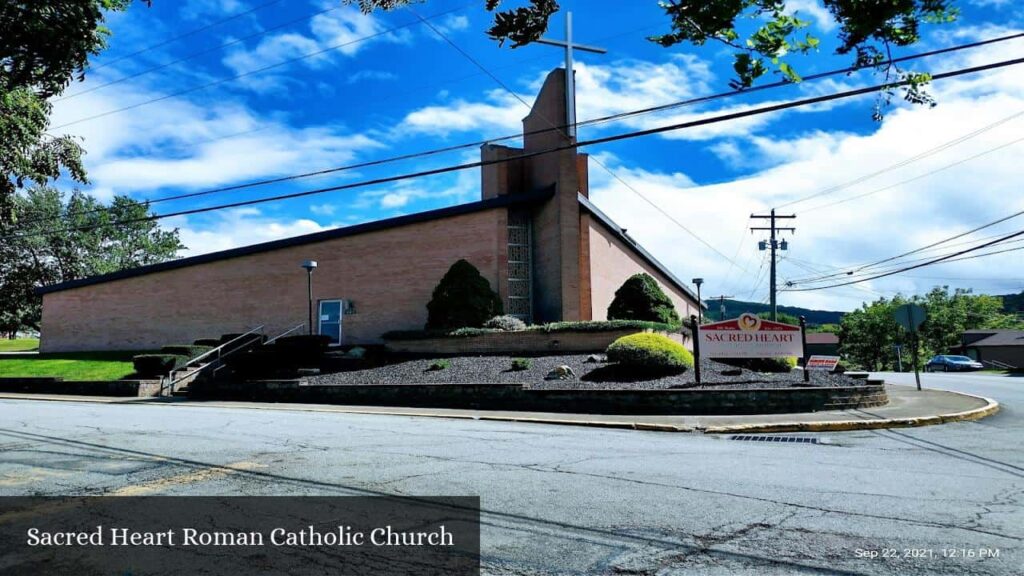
top-left (0, 377), bottom-right (161, 397)
top-left (196, 381), bottom-right (888, 415)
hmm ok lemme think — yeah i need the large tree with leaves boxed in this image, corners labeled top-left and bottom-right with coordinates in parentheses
top-left (838, 287), bottom-right (1022, 371)
top-left (0, 186), bottom-right (182, 336)
top-left (0, 1), bottom-right (149, 221)
top-left (350, 0), bottom-right (956, 119)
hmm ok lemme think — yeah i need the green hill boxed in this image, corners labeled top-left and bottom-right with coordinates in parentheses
top-left (1001, 291), bottom-right (1024, 313)
top-left (702, 299), bottom-right (844, 326)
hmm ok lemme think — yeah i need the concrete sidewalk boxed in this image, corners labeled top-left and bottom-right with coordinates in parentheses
top-left (0, 383), bottom-right (998, 433)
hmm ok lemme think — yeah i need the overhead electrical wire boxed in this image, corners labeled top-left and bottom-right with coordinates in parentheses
top-left (50, 4), bottom-right (471, 130)
top-left (9, 55), bottom-right (1024, 242)
top-left (785, 207), bottom-right (1024, 284)
top-left (783, 229), bottom-right (1024, 292)
top-left (30, 30), bottom-right (1024, 229)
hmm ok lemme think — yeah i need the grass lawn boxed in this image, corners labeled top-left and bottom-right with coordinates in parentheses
top-left (0, 338), bottom-right (39, 352)
top-left (0, 351), bottom-right (143, 381)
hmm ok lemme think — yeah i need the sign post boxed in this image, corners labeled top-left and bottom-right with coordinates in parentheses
top-left (799, 316), bottom-right (810, 383)
top-left (893, 303), bottom-right (927, 391)
top-left (690, 315), bottom-right (702, 385)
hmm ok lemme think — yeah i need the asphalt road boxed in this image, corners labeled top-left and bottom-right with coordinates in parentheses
top-left (0, 373), bottom-right (1020, 575)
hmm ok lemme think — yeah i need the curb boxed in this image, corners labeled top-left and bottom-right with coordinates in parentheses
top-left (0, 389), bottom-right (999, 434)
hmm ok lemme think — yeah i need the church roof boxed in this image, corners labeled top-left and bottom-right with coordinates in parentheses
top-left (578, 194), bottom-right (705, 309)
top-left (37, 187), bottom-right (555, 295)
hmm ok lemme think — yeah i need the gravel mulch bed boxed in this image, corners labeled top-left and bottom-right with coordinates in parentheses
top-left (305, 354), bottom-right (865, 390)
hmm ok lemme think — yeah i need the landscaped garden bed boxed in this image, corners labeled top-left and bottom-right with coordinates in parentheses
top-left (305, 354), bottom-right (865, 390)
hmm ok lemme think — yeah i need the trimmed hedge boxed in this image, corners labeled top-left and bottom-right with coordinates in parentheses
top-left (425, 259), bottom-right (503, 331)
top-left (606, 333), bottom-right (693, 371)
top-left (717, 357), bottom-right (798, 373)
top-left (484, 315), bottom-right (527, 332)
top-left (133, 354), bottom-right (188, 378)
top-left (193, 338), bottom-right (222, 347)
top-left (160, 345), bottom-right (213, 359)
top-left (607, 273), bottom-right (681, 324)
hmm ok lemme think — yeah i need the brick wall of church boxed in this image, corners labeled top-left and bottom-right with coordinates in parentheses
top-left (40, 210), bottom-right (506, 352)
top-left (587, 219), bottom-right (699, 341)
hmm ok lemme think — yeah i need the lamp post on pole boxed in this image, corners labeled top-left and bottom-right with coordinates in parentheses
top-left (301, 260), bottom-right (317, 335)
top-left (692, 278), bottom-right (704, 324)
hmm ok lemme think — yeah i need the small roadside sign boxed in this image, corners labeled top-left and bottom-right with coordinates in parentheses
top-left (806, 355), bottom-right (840, 371)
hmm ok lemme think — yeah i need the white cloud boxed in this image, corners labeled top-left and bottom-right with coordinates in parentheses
top-left (786, 0), bottom-right (836, 32)
top-left (48, 79), bottom-right (384, 196)
top-left (220, 4), bottom-right (409, 92)
top-left (347, 69), bottom-right (399, 84)
top-left (181, 0), bottom-right (243, 20)
top-left (169, 209), bottom-right (332, 257)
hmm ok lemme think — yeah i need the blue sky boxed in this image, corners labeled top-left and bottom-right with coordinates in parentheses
top-left (49, 0), bottom-right (1024, 311)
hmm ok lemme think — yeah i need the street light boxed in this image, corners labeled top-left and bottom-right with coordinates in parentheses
top-left (692, 278), bottom-right (704, 324)
top-left (301, 260), bottom-right (318, 335)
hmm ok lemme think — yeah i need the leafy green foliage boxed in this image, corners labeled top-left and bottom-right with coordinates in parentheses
top-left (0, 186), bottom-right (183, 335)
top-left (425, 259), bottom-right (503, 331)
top-left (427, 359), bottom-right (451, 371)
top-left (757, 311), bottom-right (800, 325)
top-left (510, 358), bottom-right (531, 371)
top-left (132, 354), bottom-right (188, 378)
top-left (0, 1), bottom-right (149, 219)
top-left (606, 333), bottom-right (694, 371)
top-left (608, 273), bottom-right (680, 324)
top-left (838, 287), bottom-right (1022, 371)
top-left (382, 320), bottom-right (680, 340)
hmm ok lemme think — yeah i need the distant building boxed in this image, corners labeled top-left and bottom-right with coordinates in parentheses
top-left (958, 330), bottom-right (1024, 369)
top-left (805, 332), bottom-right (840, 356)
top-left (36, 69), bottom-right (703, 352)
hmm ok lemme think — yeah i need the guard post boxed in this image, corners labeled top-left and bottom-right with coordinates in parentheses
top-left (799, 315), bottom-right (809, 383)
top-left (690, 314), bottom-right (701, 385)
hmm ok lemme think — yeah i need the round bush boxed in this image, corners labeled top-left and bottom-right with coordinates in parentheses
top-left (484, 315), bottom-right (527, 332)
top-left (607, 273), bottom-right (680, 324)
top-left (606, 333), bottom-right (693, 371)
top-left (425, 259), bottom-right (503, 331)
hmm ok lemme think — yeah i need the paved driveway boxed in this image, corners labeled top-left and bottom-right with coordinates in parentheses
top-left (0, 373), bottom-right (1020, 574)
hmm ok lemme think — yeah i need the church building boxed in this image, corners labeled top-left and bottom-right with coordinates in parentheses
top-left (37, 69), bottom-right (703, 352)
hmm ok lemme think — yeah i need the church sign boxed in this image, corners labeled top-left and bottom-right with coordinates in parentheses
top-left (698, 313), bottom-right (803, 358)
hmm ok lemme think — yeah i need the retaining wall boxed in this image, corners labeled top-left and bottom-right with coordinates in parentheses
top-left (0, 377), bottom-right (161, 397)
top-left (194, 381), bottom-right (888, 415)
top-left (384, 329), bottom-right (687, 356)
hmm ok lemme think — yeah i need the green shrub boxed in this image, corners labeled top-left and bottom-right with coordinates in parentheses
top-left (272, 335), bottom-right (332, 366)
top-left (132, 354), bottom-right (188, 378)
top-left (160, 345), bottom-right (213, 359)
top-left (531, 320), bottom-right (680, 333)
top-left (717, 357), bottom-right (797, 373)
top-left (427, 359), bottom-right (451, 371)
top-left (425, 259), bottom-right (503, 331)
top-left (484, 315), bottom-right (527, 331)
top-left (607, 273), bottom-right (681, 324)
top-left (606, 333), bottom-right (693, 371)
top-left (510, 358), bottom-right (531, 371)
top-left (193, 338), bottom-right (222, 347)
top-left (448, 327), bottom-right (502, 337)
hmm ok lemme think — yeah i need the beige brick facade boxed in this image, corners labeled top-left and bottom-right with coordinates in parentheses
top-left (41, 210), bottom-right (504, 352)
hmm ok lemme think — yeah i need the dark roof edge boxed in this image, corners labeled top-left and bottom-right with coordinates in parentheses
top-left (38, 187), bottom-right (555, 295)
top-left (578, 193), bottom-right (706, 310)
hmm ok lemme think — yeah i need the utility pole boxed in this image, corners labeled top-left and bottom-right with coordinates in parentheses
top-left (708, 295), bottom-right (734, 321)
top-left (751, 209), bottom-right (795, 321)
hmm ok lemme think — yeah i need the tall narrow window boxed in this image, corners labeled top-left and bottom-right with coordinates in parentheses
top-left (507, 211), bottom-right (532, 322)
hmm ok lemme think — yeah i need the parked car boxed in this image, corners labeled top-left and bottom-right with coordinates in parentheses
top-left (924, 355), bottom-right (984, 372)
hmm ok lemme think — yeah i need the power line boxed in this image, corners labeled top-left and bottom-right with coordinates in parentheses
top-left (775, 109), bottom-right (1024, 210)
top-left (10, 55), bottom-right (1024, 241)
top-left (89, 0), bottom-right (288, 72)
top-left (57, 4), bottom-right (342, 102)
top-left (801, 134), bottom-right (1024, 213)
top-left (782, 229), bottom-right (1024, 291)
top-left (51, 5), bottom-right (470, 130)
top-left (785, 208), bottom-right (1024, 284)
top-left (33, 32), bottom-right (1024, 228)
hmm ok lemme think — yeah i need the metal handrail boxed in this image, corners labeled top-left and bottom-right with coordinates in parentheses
top-left (983, 359), bottom-right (1017, 370)
top-left (162, 325), bottom-right (265, 396)
top-left (265, 323), bottom-right (306, 345)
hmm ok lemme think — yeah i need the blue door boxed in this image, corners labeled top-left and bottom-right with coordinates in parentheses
top-left (318, 300), bottom-right (343, 345)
